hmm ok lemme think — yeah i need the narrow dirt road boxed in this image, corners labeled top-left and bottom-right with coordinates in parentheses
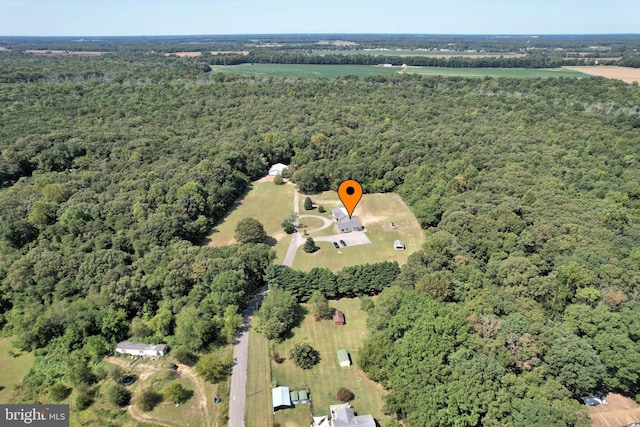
top-left (178, 362), bottom-right (212, 426)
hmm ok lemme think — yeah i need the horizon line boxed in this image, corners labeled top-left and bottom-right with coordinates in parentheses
top-left (1, 32), bottom-right (639, 39)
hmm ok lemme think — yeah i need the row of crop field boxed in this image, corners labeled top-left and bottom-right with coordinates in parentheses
top-left (210, 63), bottom-right (587, 79)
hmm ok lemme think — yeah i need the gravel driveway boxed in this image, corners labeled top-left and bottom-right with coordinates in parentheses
top-left (313, 231), bottom-right (371, 247)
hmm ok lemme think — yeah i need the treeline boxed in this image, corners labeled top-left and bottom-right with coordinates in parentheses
top-left (264, 261), bottom-right (400, 302)
top-left (209, 51), bottom-right (568, 68)
top-left (3, 34), bottom-right (639, 56)
top-left (0, 52), bottom-right (212, 84)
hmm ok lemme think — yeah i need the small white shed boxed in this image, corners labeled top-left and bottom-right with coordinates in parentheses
top-left (393, 240), bottom-right (405, 250)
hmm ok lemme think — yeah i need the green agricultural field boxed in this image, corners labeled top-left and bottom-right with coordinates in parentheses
top-left (270, 298), bottom-right (390, 424)
top-left (210, 63), bottom-right (584, 80)
top-left (402, 66), bottom-right (584, 78)
top-left (210, 64), bottom-right (401, 79)
top-left (206, 177), bottom-right (294, 262)
top-left (0, 337), bottom-right (35, 403)
top-left (293, 192), bottom-right (425, 271)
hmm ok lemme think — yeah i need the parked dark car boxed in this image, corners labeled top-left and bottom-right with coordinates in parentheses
top-left (333, 242), bottom-right (340, 249)
top-left (340, 240), bottom-right (347, 247)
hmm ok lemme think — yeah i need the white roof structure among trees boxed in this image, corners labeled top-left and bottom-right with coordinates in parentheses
top-left (268, 163), bottom-right (288, 176)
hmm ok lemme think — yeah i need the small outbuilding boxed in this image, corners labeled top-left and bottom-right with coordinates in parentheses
top-left (298, 390), bottom-right (309, 404)
top-left (272, 386), bottom-right (291, 413)
top-left (333, 310), bottom-right (345, 326)
top-left (393, 239), bottom-right (405, 250)
top-left (289, 389), bottom-right (310, 405)
top-left (337, 349), bottom-right (351, 367)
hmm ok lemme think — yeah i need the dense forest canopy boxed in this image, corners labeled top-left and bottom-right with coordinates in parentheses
top-left (0, 48), bottom-right (639, 426)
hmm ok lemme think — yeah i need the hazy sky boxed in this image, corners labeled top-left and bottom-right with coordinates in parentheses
top-left (1, 0), bottom-right (638, 36)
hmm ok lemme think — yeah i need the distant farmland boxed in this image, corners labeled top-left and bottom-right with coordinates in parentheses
top-left (313, 49), bottom-right (527, 58)
top-left (210, 63), bottom-right (400, 78)
top-left (402, 66), bottom-right (585, 78)
top-left (210, 63), bottom-right (585, 79)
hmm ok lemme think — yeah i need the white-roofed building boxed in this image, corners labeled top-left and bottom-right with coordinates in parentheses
top-left (272, 386), bottom-right (291, 413)
top-left (115, 341), bottom-right (168, 358)
top-left (313, 404), bottom-right (376, 427)
top-left (268, 163), bottom-right (288, 176)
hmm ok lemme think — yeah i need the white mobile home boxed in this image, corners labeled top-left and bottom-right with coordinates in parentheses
top-left (115, 341), bottom-right (168, 358)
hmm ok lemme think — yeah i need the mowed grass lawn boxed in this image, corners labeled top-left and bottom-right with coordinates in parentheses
top-left (293, 192), bottom-right (425, 271)
top-left (246, 327), bottom-right (312, 427)
top-left (271, 298), bottom-right (390, 424)
top-left (206, 177), bottom-right (294, 263)
top-left (246, 327), bottom-right (272, 427)
top-left (0, 337), bottom-right (35, 403)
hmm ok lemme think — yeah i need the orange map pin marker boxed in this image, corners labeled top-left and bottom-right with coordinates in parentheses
top-left (338, 180), bottom-right (363, 219)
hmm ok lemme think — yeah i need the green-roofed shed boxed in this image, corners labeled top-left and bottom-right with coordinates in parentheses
top-left (290, 390), bottom-right (299, 403)
top-left (337, 349), bottom-right (351, 367)
top-left (298, 390), bottom-right (309, 403)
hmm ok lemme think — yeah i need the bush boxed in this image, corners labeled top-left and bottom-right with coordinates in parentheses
top-left (172, 347), bottom-right (199, 366)
top-left (336, 387), bottom-right (354, 402)
top-left (195, 352), bottom-right (231, 383)
top-left (281, 218), bottom-right (295, 234)
top-left (75, 390), bottom-right (94, 410)
top-left (360, 296), bottom-right (375, 312)
top-left (164, 383), bottom-right (191, 404)
top-left (107, 365), bottom-right (125, 381)
top-left (107, 383), bottom-right (131, 407)
top-left (303, 237), bottom-right (319, 253)
top-left (304, 197), bottom-right (314, 210)
top-left (272, 351), bottom-right (284, 364)
top-left (290, 342), bottom-right (320, 369)
top-left (134, 388), bottom-right (162, 411)
top-left (318, 205), bottom-right (326, 213)
top-left (274, 175), bottom-right (284, 185)
top-left (49, 383), bottom-right (71, 402)
top-left (309, 290), bottom-right (334, 321)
